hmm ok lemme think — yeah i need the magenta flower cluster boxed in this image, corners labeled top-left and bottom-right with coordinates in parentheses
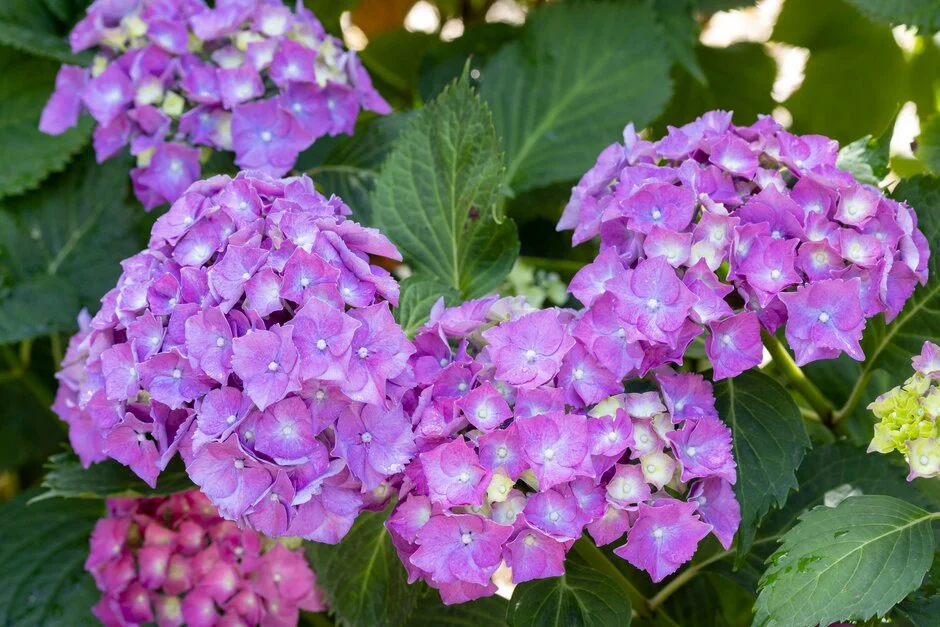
top-left (386, 296), bottom-right (740, 604)
top-left (53, 172), bottom-right (416, 545)
top-left (87, 490), bottom-right (324, 627)
top-left (559, 111), bottom-right (930, 373)
top-left (40, 0), bottom-right (389, 208)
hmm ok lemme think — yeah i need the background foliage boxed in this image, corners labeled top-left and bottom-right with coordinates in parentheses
top-left (0, 0), bottom-right (938, 625)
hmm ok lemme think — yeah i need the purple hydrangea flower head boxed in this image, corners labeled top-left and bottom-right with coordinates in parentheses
top-left (85, 491), bottom-right (324, 627)
top-left (53, 173), bottom-right (415, 543)
top-left (384, 296), bottom-right (740, 602)
top-left (557, 110), bottom-right (930, 371)
top-left (42, 0), bottom-right (391, 207)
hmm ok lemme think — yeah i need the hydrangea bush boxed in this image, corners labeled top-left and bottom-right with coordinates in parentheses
top-left (4, 1), bottom-right (940, 626)
top-left (39, 0), bottom-right (388, 208)
top-left (86, 490), bottom-right (323, 626)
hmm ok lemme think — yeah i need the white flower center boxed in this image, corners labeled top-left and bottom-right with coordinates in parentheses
top-left (646, 298), bottom-right (659, 311)
top-left (300, 277), bottom-right (310, 287)
top-left (216, 337), bottom-right (225, 347)
top-left (524, 349), bottom-right (537, 361)
top-left (686, 446), bottom-right (697, 456)
top-left (607, 431), bottom-right (618, 442)
top-left (651, 209), bottom-right (662, 220)
top-left (496, 446), bottom-right (508, 459)
top-left (652, 527), bottom-right (664, 539)
top-left (543, 448), bottom-right (555, 461)
top-left (439, 358), bottom-right (449, 367)
top-left (818, 312), bottom-right (830, 323)
top-left (457, 470), bottom-right (470, 483)
top-left (617, 327), bottom-right (626, 338)
top-left (316, 339), bottom-right (327, 350)
top-left (315, 390), bottom-right (325, 401)
top-left (234, 459), bottom-right (245, 469)
top-left (260, 131), bottom-right (273, 142)
top-left (770, 269), bottom-right (781, 280)
top-left (358, 347), bottom-right (369, 359)
top-left (268, 361), bottom-right (279, 371)
top-left (361, 432), bottom-right (372, 443)
top-left (226, 414), bottom-right (236, 425)
top-left (645, 463), bottom-right (657, 473)
top-left (457, 382), bottom-right (468, 392)
top-left (721, 334), bottom-right (732, 346)
top-left (172, 368), bottom-right (182, 379)
top-left (461, 532), bottom-right (472, 545)
top-left (281, 425), bottom-right (293, 436)
top-left (573, 367), bottom-right (584, 381)
top-left (919, 455), bottom-right (930, 465)
top-left (548, 511), bottom-right (560, 522)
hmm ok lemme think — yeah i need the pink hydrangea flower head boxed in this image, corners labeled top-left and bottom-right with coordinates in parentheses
top-left (53, 173), bottom-right (415, 543)
top-left (86, 491), bottom-right (324, 627)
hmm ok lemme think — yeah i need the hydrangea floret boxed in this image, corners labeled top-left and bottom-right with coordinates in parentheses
top-left (86, 490), bottom-right (323, 626)
top-left (386, 296), bottom-right (740, 604)
top-left (559, 111), bottom-right (929, 378)
top-left (53, 171), bottom-right (416, 544)
top-left (867, 341), bottom-right (940, 480)
top-left (39, 0), bottom-right (389, 208)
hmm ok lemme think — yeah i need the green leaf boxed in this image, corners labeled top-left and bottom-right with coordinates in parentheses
top-left (654, 43), bottom-right (775, 133)
top-left (0, 346), bottom-right (64, 472)
top-left (713, 370), bottom-right (811, 557)
top-left (0, 489), bottom-right (102, 626)
top-left (653, 0), bottom-right (705, 85)
top-left (760, 442), bottom-right (940, 538)
top-left (894, 559), bottom-right (940, 626)
top-left (480, 0), bottom-right (672, 193)
top-left (836, 115), bottom-right (895, 186)
top-left (417, 22), bottom-right (519, 103)
top-left (754, 495), bottom-right (937, 626)
top-left (407, 590), bottom-right (508, 626)
top-left (507, 561), bottom-right (632, 627)
top-left (772, 0), bottom-right (909, 143)
top-left (916, 114), bottom-right (940, 175)
top-left (305, 506), bottom-right (420, 627)
top-left (844, 0), bottom-right (940, 32)
top-left (38, 451), bottom-right (195, 500)
top-left (0, 1), bottom-right (84, 64)
top-left (395, 275), bottom-right (460, 337)
top-left (360, 29), bottom-right (437, 101)
top-left (859, 175), bottom-right (940, 376)
top-left (0, 47), bottom-right (92, 199)
top-left (0, 151), bottom-right (139, 343)
top-left (372, 75), bottom-right (519, 299)
top-left (302, 113), bottom-right (413, 223)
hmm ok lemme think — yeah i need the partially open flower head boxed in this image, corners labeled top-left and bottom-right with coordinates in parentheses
top-left (53, 172), bottom-right (416, 543)
top-left (559, 112), bottom-right (930, 377)
top-left (86, 490), bottom-right (324, 627)
top-left (867, 341), bottom-right (940, 480)
top-left (386, 296), bottom-right (740, 604)
top-left (40, 0), bottom-right (389, 208)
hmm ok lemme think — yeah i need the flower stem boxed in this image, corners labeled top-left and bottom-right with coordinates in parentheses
top-left (648, 535), bottom-right (781, 611)
top-left (832, 369), bottom-right (873, 426)
top-left (572, 537), bottom-right (651, 617)
top-left (760, 330), bottom-right (834, 425)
